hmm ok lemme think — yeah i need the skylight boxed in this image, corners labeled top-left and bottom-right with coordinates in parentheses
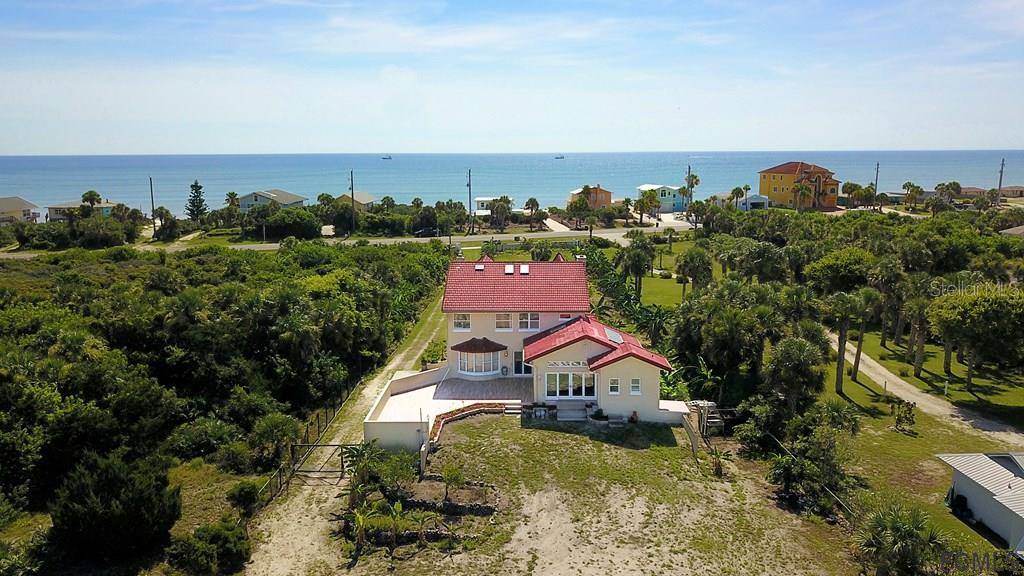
top-left (474, 264), bottom-right (485, 271)
top-left (604, 328), bottom-right (623, 344)
top-left (520, 264), bottom-right (529, 275)
top-left (504, 264), bottom-right (514, 275)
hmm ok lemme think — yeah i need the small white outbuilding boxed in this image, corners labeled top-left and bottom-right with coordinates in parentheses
top-left (938, 452), bottom-right (1024, 557)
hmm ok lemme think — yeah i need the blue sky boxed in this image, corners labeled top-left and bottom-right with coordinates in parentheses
top-left (1, 0), bottom-right (1022, 154)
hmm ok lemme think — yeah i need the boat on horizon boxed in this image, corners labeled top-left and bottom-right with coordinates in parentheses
top-left (554, 155), bottom-right (565, 159)
top-left (381, 154), bottom-right (393, 160)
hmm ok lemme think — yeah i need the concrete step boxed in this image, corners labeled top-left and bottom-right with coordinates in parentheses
top-left (557, 409), bottom-right (588, 422)
top-left (503, 406), bottom-right (522, 414)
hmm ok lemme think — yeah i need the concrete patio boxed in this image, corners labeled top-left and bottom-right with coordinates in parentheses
top-left (375, 377), bottom-right (534, 422)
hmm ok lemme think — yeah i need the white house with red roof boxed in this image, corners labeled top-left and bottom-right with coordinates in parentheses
top-left (442, 255), bottom-right (684, 422)
top-left (363, 255), bottom-right (688, 451)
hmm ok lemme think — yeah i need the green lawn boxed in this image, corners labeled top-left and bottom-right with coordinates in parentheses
top-left (640, 275), bottom-right (686, 306)
top-left (858, 331), bottom-right (1024, 428)
top-left (824, 358), bottom-right (1008, 552)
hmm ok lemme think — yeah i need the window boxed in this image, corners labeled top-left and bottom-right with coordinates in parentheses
top-left (513, 351), bottom-right (532, 375)
top-left (630, 378), bottom-right (642, 396)
top-left (454, 314), bottom-right (471, 331)
top-left (608, 378), bottom-right (620, 395)
top-left (545, 372), bottom-right (596, 398)
top-left (459, 351), bottom-right (499, 374)
top-left (519, 312), bottom-right (540, 331)
top-left (495, 313), bottom-right (512, 331)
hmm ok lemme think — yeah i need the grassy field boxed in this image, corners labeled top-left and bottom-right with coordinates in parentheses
top-left (823, 361), bottom-right (1007, 552)
top-left (348, 415), bottom-right (857, 576)
top-left (858, 330), bottom-right (1024, 428)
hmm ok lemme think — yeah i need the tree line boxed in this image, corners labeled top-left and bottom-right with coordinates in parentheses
top-left (0, 240), bottom-right (448, 572)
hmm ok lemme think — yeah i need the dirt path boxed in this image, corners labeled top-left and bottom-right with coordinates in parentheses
top-left (245, 295), bottom-right (445, 576)
top-left (829, 333), bottom-right (1024, 448)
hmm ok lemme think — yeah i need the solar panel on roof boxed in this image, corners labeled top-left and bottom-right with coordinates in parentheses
top-left (604, 328), bottom-right (623, 344)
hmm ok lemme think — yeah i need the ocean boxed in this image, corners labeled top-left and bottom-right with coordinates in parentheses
top-left (1, 151), bottom-right (1020, 217)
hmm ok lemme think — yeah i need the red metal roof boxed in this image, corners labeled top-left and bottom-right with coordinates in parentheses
top-left (442, 260), bottom-right (589, 312)
top-left (523, 315), bottom-right (671, 371)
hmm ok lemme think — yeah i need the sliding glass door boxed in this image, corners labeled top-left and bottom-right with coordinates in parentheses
top-left (544, 372), bottom-right (596, 399)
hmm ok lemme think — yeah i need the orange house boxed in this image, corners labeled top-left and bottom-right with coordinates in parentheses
top-left (567, 184), bottom-right (613, 210)
top-left (758, 162), bottom-right (840, 209)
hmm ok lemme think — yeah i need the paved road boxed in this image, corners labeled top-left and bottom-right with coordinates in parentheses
top-left (829, 333), bottom-right (1024, 448)
top-left (0, 220), bottom-right (695, 259)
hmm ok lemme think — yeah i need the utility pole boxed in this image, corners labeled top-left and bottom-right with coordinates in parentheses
top-left (467, 169), bottom-right (473, 233)
top-left (149, 177), bottom-right (156, 233)
top-left (874, 162), bottom-right (880, 210)
top-left (998, 158), bottom-right (1005, 205)
top-left (348, 170), bottom-right (356, 235)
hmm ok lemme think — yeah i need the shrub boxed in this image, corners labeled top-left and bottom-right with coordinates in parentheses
top-left (169, 518), bottom-right (250, 576)
top-left (848, 329), bottom-right (860, 342)
top-left (49, 453), bottom-right (181, 560)
top-left (194, 518), bottom-right (250, 574)
top-left (590, 236), bottom-right (614, 248)
top-left (222, 386), bottom-right (285, 430)
top-left (75, 216), bottom-right (127, 248)
top-left (248, 412), bottom-right (300, 470)
top-left (373, 452), bottom-right (418, 496)
top-left (419, 338), bottom-right (447, 368)
top-left (226, 480), bottom-right (261, 518)
top-left (659, 270), bottom-right (673, 279)
top-left (167, 534), bottom-right (218, 575)
top-left (213, 441), bottom-right (253, 474)
top-left (264, 208), bottom-right (320, 240)
top-left (165, 418), bottom-right (241, 460)
top-left (898, 368), bottom-right (910, 377)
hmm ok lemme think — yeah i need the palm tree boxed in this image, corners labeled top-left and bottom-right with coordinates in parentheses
top-left (851, 287), bottom-right (882, 382)
top-left (409, 510), bottom-right (440, 547)
top-left (742, 184), bottom-right (750, 207)
top-left (707, 446), bottom-right (733, 478)
top-left (827, 291), bottom-right (861, 395)
top-left (663, 228), bottom-right (677, 251)
top-left (342, 440), bottom-right (386, 493)
top-left (685, 172), bottom-right (701, 202)
top-left (525, 197), bottom-right (540, 230)
top-left (730, 186), bottom-right (745, 209)
top-left (586, 215), bottom-right (597, 240)
top-left (81, 190), bottom-right (101, 207)
top-left (655, 245), bottom-right (670, 270)
top-left (855, 500), bottom-right (946, 576)
top-left (225, 191), bottom-right (240, 207)
top-left (344, 505), bottom-right (379, 554)
top-left (383, 500), bottom-right (404, 557)
top-left (791, 183), bottom-right (812, 212)
top-left (765, 337), bottom-right (825, 415)
top-left (615, 245), bottom-right (652, 295)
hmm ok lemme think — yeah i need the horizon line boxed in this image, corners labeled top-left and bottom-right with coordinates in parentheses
top-left (2, 148), bottom-right (1023, 159)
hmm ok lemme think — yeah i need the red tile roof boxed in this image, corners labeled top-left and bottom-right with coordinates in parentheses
top-left (760, 161), bottom-right (835, 176)
top-left (450, 337), bottom-right (507, 353)
top-left (442, 260), bottom-right (589, 312)
top-left (523, 315), bottom-right (671, 371)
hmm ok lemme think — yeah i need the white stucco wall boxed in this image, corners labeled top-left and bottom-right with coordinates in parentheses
top-left (446, 311), bottom-right (582, 380)
top-left (952, 471), bottom-right (1024, 548)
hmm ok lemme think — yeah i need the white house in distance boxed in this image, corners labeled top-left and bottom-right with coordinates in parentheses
top-left (735, 193), bottom-right (772, 211)
top-left (338, 191), bottom-right (376, 211)
top-left (637, 184), bottom-right (688, 213)
top-left (938, 453), bottom-right (1024, 557)
top-left (363, 254), bottom-right (689, 451)
top-left (0, 197), bottom-right (40, 225)
top-left (238, 189), bottom-right (307, 213)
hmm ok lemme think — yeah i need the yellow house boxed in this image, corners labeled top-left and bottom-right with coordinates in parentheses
top-left (758, 162), bottom-right (840, 209)
top-left (0, 197), bottom-right (40, 225)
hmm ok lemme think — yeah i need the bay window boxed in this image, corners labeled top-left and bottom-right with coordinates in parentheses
top-left (459, 351), bottom-right (499, 374)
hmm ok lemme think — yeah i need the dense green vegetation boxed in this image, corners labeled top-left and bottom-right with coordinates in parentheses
top-left (0, 240), bottom-right (448, 571)
top-left (586, 206), bottom-right (1024, 573)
